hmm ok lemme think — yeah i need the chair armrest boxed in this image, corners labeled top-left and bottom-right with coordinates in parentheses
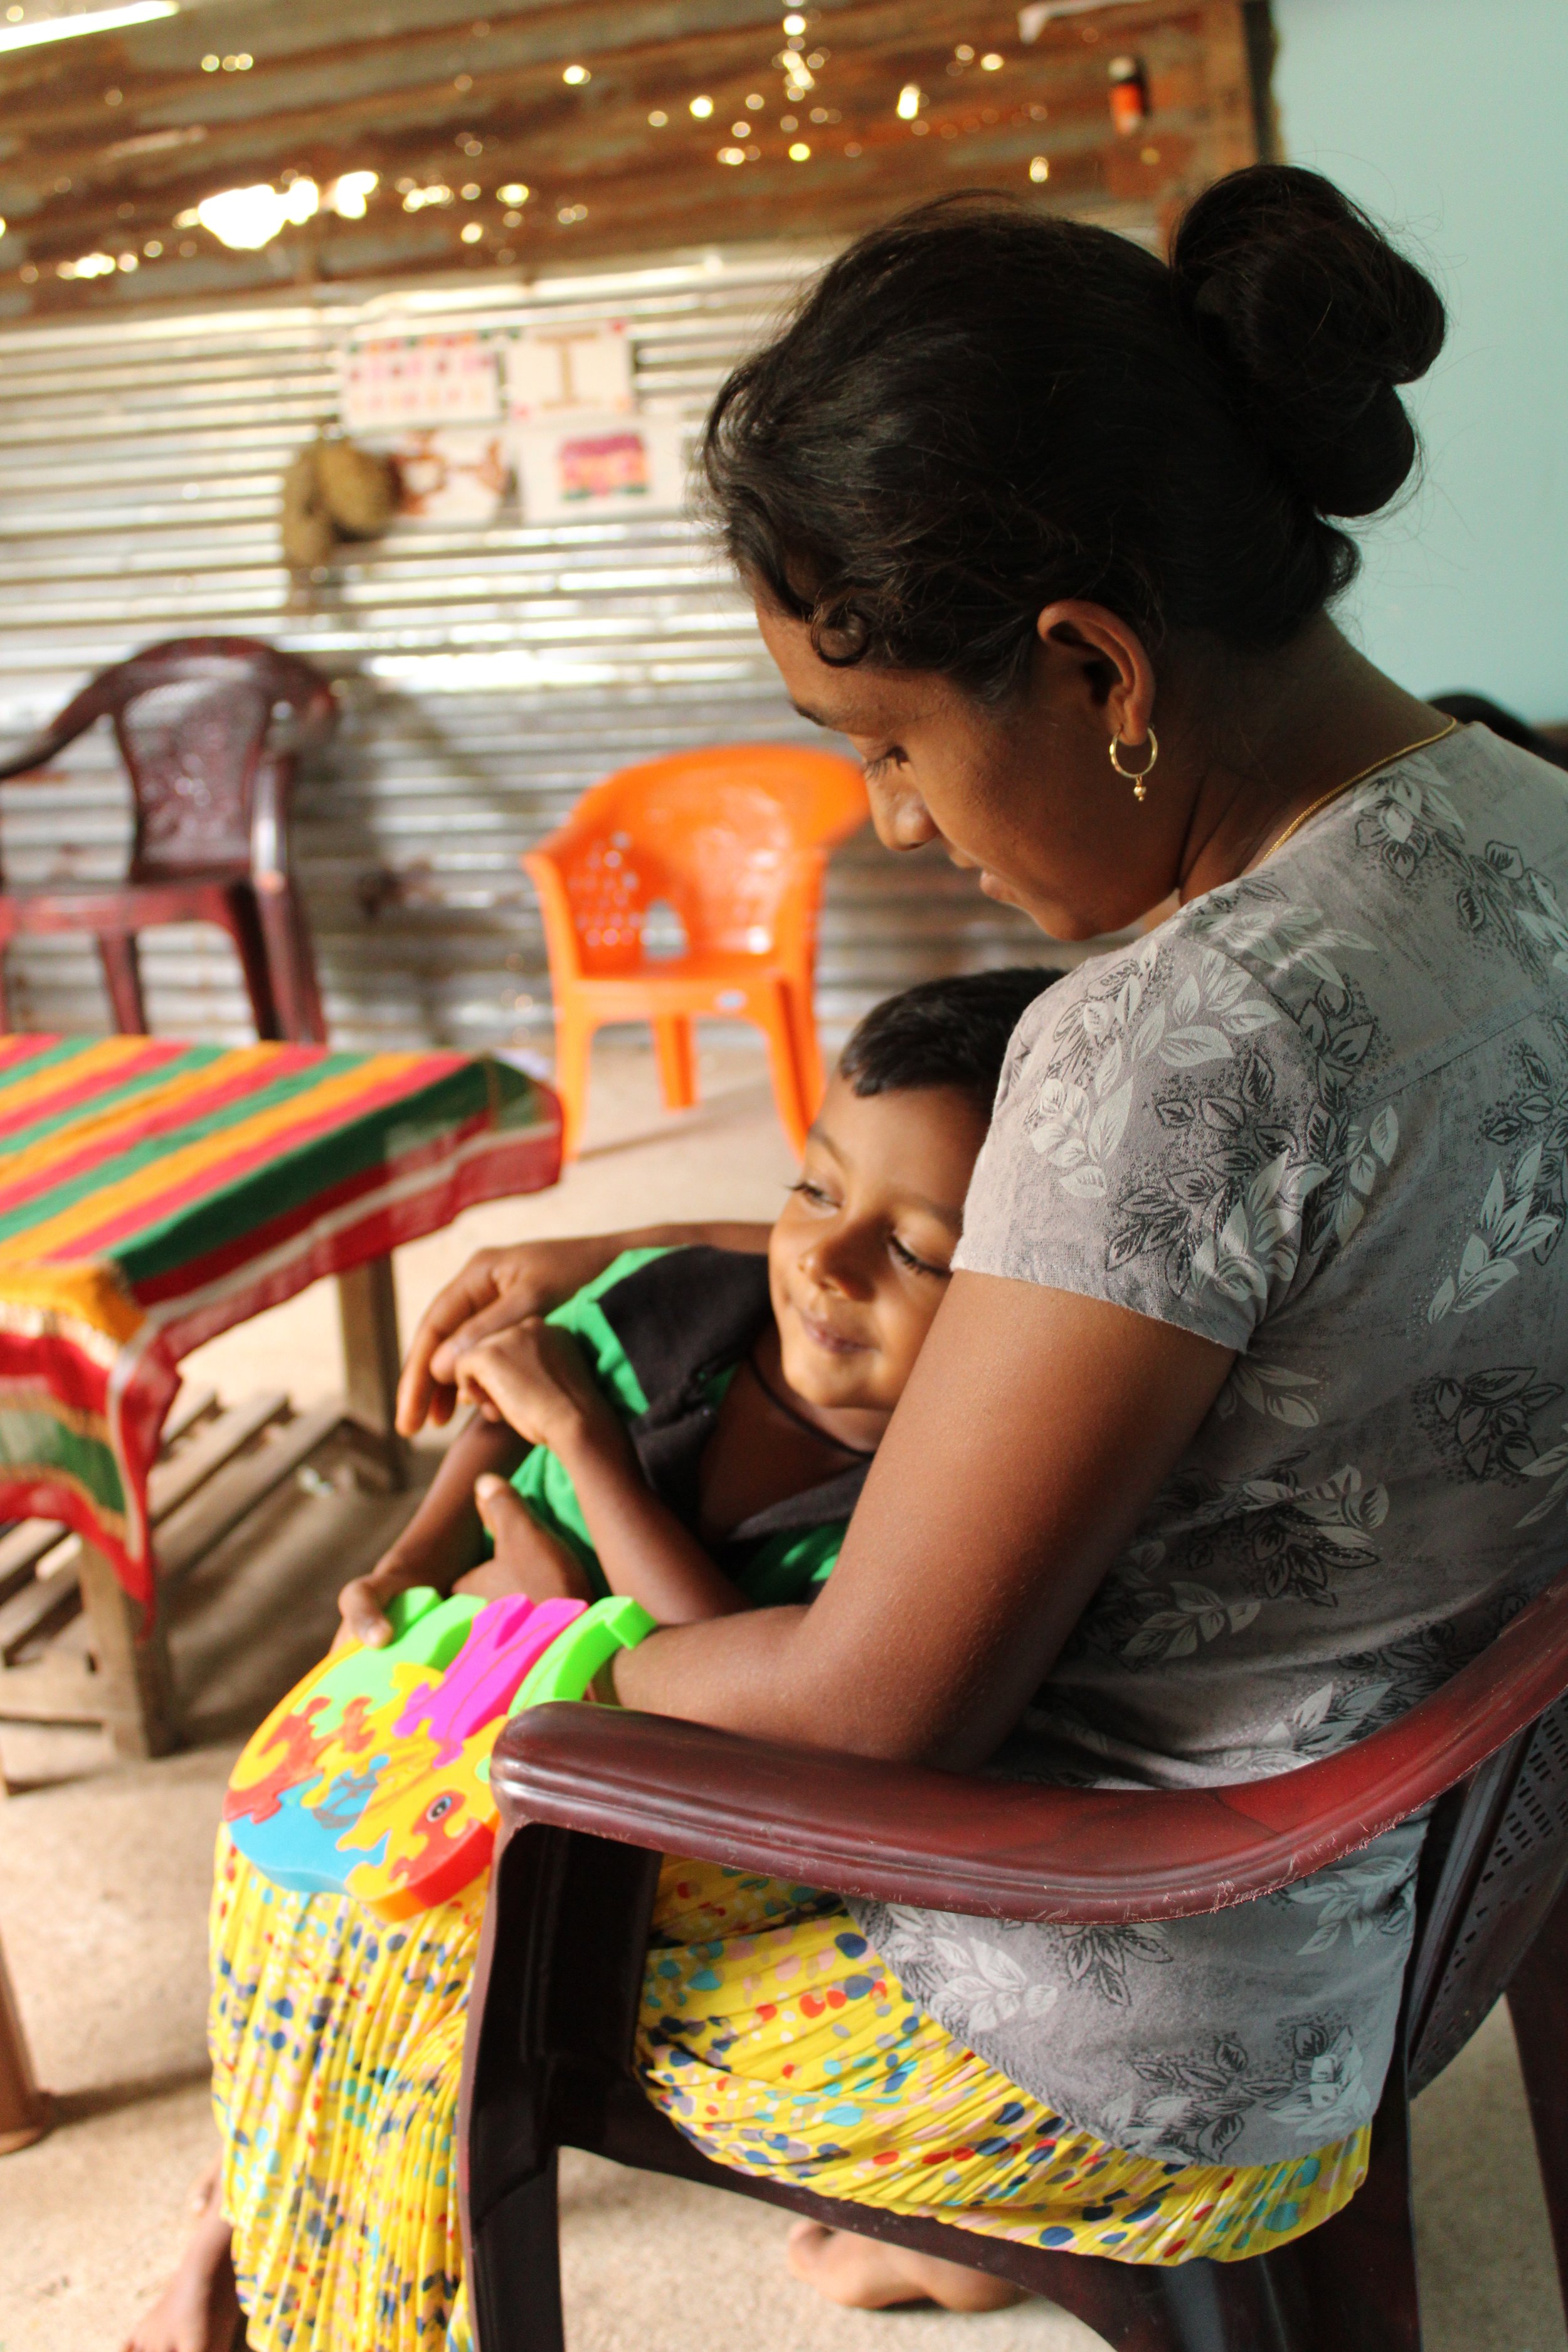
top-left (0, 730), bottom-right (73, 784)
top-left (490, 1565), bottom-right (1568, 1924)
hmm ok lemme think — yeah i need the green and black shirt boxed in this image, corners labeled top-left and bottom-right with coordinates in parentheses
top-left (509, 1245), bottom-right (866, 1606)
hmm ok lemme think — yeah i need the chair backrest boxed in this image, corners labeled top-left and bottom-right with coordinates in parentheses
top-left (14, 637), bottom-right (336, 879)
top-left (531, 745), bottom-right (866, 975)
top-left (1406, 1688), bottom-right (1568, 2092)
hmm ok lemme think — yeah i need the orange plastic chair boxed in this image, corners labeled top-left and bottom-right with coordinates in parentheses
top-left (522, 746), bottom-right (867, 1158)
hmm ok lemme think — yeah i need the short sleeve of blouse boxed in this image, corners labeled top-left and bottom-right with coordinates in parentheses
top-left (955, 930), bottom-right (1338, 1352)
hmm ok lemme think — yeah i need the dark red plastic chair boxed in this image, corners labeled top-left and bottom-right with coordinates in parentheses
top-left (462, 1567), bottom-right (1568, 2352)
top-left (0, 636), bottom-right (335, 1042)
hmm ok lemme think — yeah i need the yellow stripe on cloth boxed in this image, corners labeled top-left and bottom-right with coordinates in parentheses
top-left (0, 1259), bottom-right (147, 1360)
top-left (0, 1045), bottom-right (274, 1198)
top-left (0, 1054), bottom-right (421, 1266)
top-left (211, 1840), bottom-right (1365, 2352)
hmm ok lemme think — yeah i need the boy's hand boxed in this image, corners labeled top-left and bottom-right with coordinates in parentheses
top-left (454, 1320), bottom-right (622, 1459)
top-left (335, 1552), bottom-right (425, 1650)
top-left (455, 1475), bottom-right (595, 1605)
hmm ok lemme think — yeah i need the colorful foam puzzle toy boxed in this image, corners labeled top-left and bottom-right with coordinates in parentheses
top-left (223, 1586), bottom-right (654, 1919)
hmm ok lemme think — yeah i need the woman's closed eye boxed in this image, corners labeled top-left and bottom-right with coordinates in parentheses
top-left (861, 746), bottom-right (908, 783)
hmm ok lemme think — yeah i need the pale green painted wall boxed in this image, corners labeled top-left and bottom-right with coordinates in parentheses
top-left (1272, 0), bottom-right (1568, 720)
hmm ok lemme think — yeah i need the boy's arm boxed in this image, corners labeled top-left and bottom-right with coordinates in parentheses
top-left (457, 1325), bottom-right (750, 1624)
top-left (396, 1221), bottom-right (771, 1435)
top-left (337, 1412), bottom-right (529, 1646)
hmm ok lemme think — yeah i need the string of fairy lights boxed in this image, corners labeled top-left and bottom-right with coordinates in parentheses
top-left (9, 9), bottom-right (1158, 290)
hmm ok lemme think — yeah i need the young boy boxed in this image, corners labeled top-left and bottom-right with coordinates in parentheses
top-left (129, 966), bottom-right (1059, 2352)
top-left (337, 964), bottom-right (1061, 1649)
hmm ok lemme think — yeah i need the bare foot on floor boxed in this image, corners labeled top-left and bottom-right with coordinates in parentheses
top-left (787, 2219), bottom-right (1027, 2311)
top-left (124, 2161), bottom-right (246, 2352)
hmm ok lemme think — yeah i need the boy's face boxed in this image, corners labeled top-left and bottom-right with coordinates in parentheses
top-left (769, 1073), bottom-right (989, 1417)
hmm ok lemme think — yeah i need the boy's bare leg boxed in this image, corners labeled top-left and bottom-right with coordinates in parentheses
top-left (124, 2161), bottom-right (246, 2352)
top-left (787, 2219), bottom-right (1026, 2311)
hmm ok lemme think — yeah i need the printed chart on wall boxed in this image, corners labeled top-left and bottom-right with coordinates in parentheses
top-left (338, 318), bottom-right (690, 527)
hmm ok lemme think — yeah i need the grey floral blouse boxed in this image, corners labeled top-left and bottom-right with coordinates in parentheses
top-left (854, 723), bottom-right (1568, 2167)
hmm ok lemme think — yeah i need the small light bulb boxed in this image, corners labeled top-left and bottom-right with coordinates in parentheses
top-left (462, 183), bottom-right (480, 199)
top-left (718, 146), bottom-right (745, 166)
top-left (201, 51), bottom-right (218, 69)
top-left (648, 109), bottom-right (667, 125)
top-left (461, 220), bottom-right (483, 241)
top-left (980, 51), bottom-right (1004, 70)
top-left (746, 92), bottom-right (764, 109)
top-left (896, 83), bottom-right (921, 119)
top-left (497, 182), bottom-right (529, 203)
top-left (562, 62), bottom-right (588, 83)
top-left (689, 93), bottom-right (712, 117)
top-left (1029, 154), bottom-right (1049, 182)
top-left (788, 140), bottom-right (810, 160)
top-left (955, 43), bottom-right (974, 60)
top-left (783, 11), bottom-right (806, 31)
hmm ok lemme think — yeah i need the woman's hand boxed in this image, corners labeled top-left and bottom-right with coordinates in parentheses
top-left (394, 1223), bottom-right (772, 1436)
top-left (454, 1320), bottom-right (624, 1459)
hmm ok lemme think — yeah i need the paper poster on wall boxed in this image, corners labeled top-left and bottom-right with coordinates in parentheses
top-left (511, 415), bottom-right (687, 522)
top-left (504, 326), bottom-right (635, 420)
top-left (390, 428), bottom-right (510, 525)
top-left (339, 332), bottom-right (501, 433)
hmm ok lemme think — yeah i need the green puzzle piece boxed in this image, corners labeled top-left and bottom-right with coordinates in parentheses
top-left (302, 1588), bottom-right (484, 1736)
top-left (508, 1597), bottom-right (657, 1712)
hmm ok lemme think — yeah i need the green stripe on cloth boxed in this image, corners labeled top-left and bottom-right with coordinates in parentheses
top-left (0, 1405), bottom-right (125, 1517)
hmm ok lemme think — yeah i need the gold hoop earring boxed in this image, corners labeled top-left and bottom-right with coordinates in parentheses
top-left (1109, 726), bottom-right (1158, 802)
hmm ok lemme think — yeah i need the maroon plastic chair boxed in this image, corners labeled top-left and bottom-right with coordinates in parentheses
top-left (0, 636), bottom-right (335, 1042)
top-left (462, 1566), bottom-right (1568, 2352)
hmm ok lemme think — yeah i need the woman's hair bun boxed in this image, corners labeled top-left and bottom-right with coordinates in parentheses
top-left (1170, 162), bottom-right (1445, 519)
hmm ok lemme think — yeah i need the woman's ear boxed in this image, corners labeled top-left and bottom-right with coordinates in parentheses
top-left (1035, 600), bottom-right (1157, 746)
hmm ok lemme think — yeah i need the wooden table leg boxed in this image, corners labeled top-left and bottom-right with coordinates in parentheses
top-left (0, 1927), bottom-right (50, 2154)
top-left (337, 1257), bottom-right (408, 1491)
top-left (77, 1542), bottom-right (177, 1761)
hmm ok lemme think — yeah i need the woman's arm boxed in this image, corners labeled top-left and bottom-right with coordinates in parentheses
top-left (456, 1324), bottom-right (751, 1623)
top-left (613, 1270), bottom-right (1234, 1769)
top-left (337, 1412), bottom-right (528, 1644)
top-left (396, 1222), bottom-right (772, 1435)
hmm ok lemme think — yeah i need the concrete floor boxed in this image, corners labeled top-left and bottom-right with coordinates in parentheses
top-left (0, 1045), bottom-right (1563, 2352)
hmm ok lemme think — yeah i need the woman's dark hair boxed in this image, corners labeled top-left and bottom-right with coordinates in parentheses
top-left (840, 966), bottom-right (1062, 1113)
top-left (701, 164), bottom-right (1445, 699)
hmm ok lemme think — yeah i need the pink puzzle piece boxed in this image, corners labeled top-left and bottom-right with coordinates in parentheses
top-left (391, 1594), bottom-right (586, 1764)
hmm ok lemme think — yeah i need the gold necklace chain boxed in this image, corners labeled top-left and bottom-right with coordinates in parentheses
top-left (1262, 716), bottom-right (1461, 860)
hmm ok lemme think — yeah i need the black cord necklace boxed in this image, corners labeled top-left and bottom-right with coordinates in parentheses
top-left (744, 1348), bottom-right (879, 1459)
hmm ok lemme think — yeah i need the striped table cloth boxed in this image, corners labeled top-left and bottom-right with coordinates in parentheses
top-left (0, 1034), bottom-right (561, 1608)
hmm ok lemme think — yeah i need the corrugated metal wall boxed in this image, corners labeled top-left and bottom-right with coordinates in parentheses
top-left (0, 248), bottom-right (1094, 1054)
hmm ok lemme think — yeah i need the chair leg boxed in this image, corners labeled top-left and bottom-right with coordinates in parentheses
top-left (753, 982), bottom-right (811, 1157)
top-left (221, 888), bottom-right (282, 1042)
top-left (552, 1006), bottom-right (595, 1161)
top-left (652, 1015), bottom-right (698, 1113)
top-left (1507, 1877), bottom-right (1568, 2316)
top-left (467, 2149), bottom-right (565, 2352)
top-left (1290, 2050), bottom-right (1422, 2352)
top-left (255, 875), bottom-right (327, 1044)
top-left (783, 977), bottom-right (825, 1128)
top-left (97, 931), bottom-right (147, 1034)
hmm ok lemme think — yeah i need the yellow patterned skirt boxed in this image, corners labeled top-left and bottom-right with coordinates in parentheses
top-left (210, 1834), bottom-right (1367, 2352)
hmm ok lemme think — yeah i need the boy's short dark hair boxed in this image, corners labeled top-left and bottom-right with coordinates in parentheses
top-left (840, 967), bottom-right (1063, 1116)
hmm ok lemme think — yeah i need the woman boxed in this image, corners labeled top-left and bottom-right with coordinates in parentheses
top-left (136, 162), bottom-right (1568, 2348)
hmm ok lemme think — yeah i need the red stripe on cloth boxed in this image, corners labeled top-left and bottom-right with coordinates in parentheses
top-left (0, 1047), bottom-right (327, 1221)
top-left (0, 1037), bottom-right (186, 1142)
top-left (35, 1054), bottom-right (465, 1262)
top-left (154, 1126), bottom-right (562, 1360)
top-left (0, 1034), bottom-right (62, 1081)
top-left (0, 1333), bottom-right (112, 1417)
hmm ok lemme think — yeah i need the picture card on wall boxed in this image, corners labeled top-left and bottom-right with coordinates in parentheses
top-left (340, 332), bottom-right (501, 433)
top-left (511, 415), bottom-right (687, 522)
top-left (390, 428), bottom-right (511, 525)
top-left (504, 325), bottom-right (635, 420)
